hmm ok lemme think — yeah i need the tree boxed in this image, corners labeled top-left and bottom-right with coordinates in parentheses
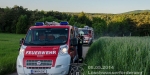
top-left (138, 23), bottom-right (150, 36)
top-left (77, 11), bottom-right (92, 26)
top-left (69, 16), bottom-right (75, 25)
top-left (36, 16), bottom-right (58, 23)
top-left (77, 11), bottom-right (87, 24)
top-left (16, 15), bottom-right (28, 34)
top-left (92, 17), bottom-right (107, 37)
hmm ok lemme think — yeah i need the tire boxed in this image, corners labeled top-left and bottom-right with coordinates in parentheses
top-left (66, 59), bottom-right (73, 75)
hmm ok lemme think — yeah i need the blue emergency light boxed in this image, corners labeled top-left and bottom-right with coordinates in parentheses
top-left (60, 21), bottom-right (69, 25)
top-left (35, 22), bottom-right (44, 26)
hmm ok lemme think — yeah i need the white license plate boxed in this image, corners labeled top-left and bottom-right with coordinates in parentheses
top-left (31, 69), bottom-right (47, 74)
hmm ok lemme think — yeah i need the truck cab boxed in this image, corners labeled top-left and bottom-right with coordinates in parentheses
top-left (78, 26), bottom-right (94, 46)
top-left (17, 21), bottom-right (78, 75)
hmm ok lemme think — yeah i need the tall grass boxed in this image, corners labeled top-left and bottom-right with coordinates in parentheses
top-left (84, 37), bottom-right (150, 75)
top-left (0, 33), bottom-right (25, 75)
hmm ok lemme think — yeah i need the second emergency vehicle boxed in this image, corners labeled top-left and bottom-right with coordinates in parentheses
top-left (78, 26), bottom-right (94, 46)
top-left (17, 21), bottom-right (80, 75)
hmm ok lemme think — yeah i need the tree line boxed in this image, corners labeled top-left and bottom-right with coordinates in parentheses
top-left (0, 5), bottom-right (150, 37)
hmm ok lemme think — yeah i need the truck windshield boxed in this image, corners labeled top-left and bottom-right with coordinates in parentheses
top-left (24, 28), bottom-right (69, 46)
top-left (78, 29), bottom-right (89, 35)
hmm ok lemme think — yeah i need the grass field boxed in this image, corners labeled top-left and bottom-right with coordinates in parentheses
top-left (84, 37), bottom-right (150, 75)
top-left (0, 33), bottom-right (25, 75)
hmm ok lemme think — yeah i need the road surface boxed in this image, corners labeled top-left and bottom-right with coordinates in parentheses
top-left (7, 46), bottom-right (90, 75)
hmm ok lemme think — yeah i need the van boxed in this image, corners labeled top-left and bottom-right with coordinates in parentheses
top-left (17, 22), bottom-right (79, 75)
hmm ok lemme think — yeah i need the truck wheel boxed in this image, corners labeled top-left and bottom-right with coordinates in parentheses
top-left (67, 59), bottom-right (72, 75)
top-left (67, 66), bottom-right (72, 75)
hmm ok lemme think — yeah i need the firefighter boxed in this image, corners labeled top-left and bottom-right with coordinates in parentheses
top-left (77, 33), bottom-right (84, 63)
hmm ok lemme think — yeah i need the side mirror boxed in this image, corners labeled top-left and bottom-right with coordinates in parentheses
top-left (70, 38), bottom-right (78, 46)
top-left (20, 38), bottom-right (24, 46)
top-left (70, 47), bottom-right (74, 51)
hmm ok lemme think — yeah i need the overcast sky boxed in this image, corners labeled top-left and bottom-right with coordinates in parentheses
top-left (0, 0), bottom-right (149, 14)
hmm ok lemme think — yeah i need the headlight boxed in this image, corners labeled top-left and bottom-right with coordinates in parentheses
top-left (62, 48), bottom-right (67, 53)
top-left (19, 45), bottom-right (26, 55)
top-left (19, 48), bottom-right (25, 55)
top-left (59, 44), bottom-right (68, 55)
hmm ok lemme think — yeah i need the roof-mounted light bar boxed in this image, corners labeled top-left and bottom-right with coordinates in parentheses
top-left (35, 21), bottom-right (69, 26)
top-left (60, 21), bottom-right (69, 25)
top-left (35, 22), bottom-right (44, 26)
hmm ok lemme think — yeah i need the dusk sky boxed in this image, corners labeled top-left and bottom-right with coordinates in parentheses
top-left (0, 0), bottom-right (149, 14)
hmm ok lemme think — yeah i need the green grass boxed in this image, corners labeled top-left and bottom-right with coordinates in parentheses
top-left (0, 33), bottom-right (25, 75)
top-left (84, 37), bottom-right (150, 75)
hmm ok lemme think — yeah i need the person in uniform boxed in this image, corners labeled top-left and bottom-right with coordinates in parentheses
top-left (77, 33), bottom-right (84, 63)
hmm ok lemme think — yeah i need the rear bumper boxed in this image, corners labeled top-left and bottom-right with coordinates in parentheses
top-left (17, 54), bottom-right (71, 75)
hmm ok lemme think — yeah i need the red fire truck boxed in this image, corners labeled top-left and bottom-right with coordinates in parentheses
top-left (78, 26), bottom-right (94, 46)
top-left (17, 21), bottom-right (80, 75)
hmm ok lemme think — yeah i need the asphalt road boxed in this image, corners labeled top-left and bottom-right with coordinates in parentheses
top-left (7, 46), bottom-right (90, 75)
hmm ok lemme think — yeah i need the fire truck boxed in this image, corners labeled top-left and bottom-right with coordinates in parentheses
top-left (17, 21), bottom-right (81, 75)
top-left (78, 26), bottom-right (94, 46)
